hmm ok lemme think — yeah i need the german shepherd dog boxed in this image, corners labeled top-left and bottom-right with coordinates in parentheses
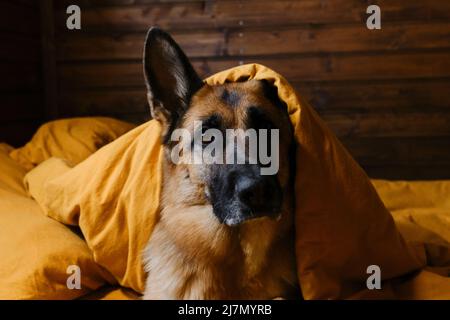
top-left (142, 28), bottom-right (298, 299)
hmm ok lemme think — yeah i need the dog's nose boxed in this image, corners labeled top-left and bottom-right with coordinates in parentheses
top-left (235, 175), bottom-right (282, 216)
top-left (209, 165), bottom-right (284, 226)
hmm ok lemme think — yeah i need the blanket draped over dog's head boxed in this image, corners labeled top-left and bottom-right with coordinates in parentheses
top-left (26, 64), bottom-right (450, 299)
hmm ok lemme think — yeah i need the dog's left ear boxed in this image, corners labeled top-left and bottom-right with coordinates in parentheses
top-left (143, 27), bottom-right (203, 142)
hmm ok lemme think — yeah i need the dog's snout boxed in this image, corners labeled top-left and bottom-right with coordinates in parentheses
top-left (236, 176), bottom-right (267, 210)
top-left (234, 172), bottom-right (282, 216)
top-left (209, 165), bottom-right (283, 226)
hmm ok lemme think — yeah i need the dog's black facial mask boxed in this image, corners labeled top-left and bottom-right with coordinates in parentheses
top-left (144, 28), bottom-right (289, 227)
top-left (208, 164), bottom-right (283, 226)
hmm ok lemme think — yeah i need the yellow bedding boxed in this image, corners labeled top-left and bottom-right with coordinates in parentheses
top-left (10, 117), bottom-right (135, 171)
top-left (0, 143), bottom-right (115, 299)
top-left (1, 65), bottom-right (449, 299)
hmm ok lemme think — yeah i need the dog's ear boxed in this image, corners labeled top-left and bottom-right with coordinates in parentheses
top-left (143, 27), bottom-right (203, 142)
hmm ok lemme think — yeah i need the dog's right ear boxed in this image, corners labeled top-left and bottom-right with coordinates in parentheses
top-left (143, 27), bottom-right (203, 143)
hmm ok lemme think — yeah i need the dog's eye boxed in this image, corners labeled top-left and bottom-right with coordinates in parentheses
top-left (202, 114), bottom-right (221, 130)
top-left (200, 114), bottom-right (221, 146)
top-left (246, 106), bottom-right (275, 130)
top-left (201, 126), bottom-right (216, 145)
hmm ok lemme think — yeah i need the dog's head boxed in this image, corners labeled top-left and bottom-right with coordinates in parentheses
top-left (144, 28), bottom-right (293, 227)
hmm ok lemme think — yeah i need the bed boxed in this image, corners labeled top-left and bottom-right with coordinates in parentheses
top-left (1, 65), bottom-right (449, 300)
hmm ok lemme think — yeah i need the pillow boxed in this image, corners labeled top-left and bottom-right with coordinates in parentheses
top-left (0, 147), bottom-right (115, 299)
top-left (372, 179), bottom-right (450, 211)
top-left (9, 117), bottom-right (136, 171)
top-left (372, 179), bottom-right (450, 290)
top-left (27, 64), bottom-right (427, 298)
top-left (0, 143), bottom-right (27, 196)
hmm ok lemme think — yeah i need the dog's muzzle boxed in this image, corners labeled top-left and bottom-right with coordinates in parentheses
top-left (209, 164), bottom-right (283, 226)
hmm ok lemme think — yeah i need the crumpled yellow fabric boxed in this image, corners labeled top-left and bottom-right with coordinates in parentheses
top-left (25, 122), bottom-right (163, 293)
top-left (10, 117), bottom-right (136, 171)
top-left (0, 144), bottom-right (115, 300)
top-left (371, 179), bottom-right (450, 299)
top-left (23, 64), bottom-right (450, 299)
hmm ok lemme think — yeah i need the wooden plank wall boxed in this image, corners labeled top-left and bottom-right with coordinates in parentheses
top-left (52, 0), bottom-right (450, 179)
top-left (0, 0), bottom-right (43, 146)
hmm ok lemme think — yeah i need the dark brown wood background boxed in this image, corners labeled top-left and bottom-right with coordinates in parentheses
top-left (2, 0), bottom-right (450, 179)
top-left (0, 0), bottom-right (43, 146)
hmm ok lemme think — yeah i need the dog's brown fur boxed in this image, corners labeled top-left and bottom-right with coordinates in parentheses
top-left (142, 28), bottom-right (298, 300)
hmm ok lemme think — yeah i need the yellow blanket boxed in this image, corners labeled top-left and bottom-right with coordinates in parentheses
top-left (0, 143), bottom-right (115, 299)
top-left (3, 64), bottom-right (450, 299)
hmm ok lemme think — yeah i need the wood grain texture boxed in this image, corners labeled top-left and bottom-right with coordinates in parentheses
top-left (2, 93), bottom-right (43, 121)
top-left (55, 22), bottom-right (450, 61)
top-left (15, 0), bottom-right (450, 178)
top-left (51, 0), bottom-right (450, 179)
top-left (297, 80), bottom-right (450, 112)
top-left (0, 34), bottom-right (40, 62)
top-left (57, 52), bottom-right (450, 88)
top-left (58, 80), bottom-right (450, 116)
top-left (0, 2), bottom-right (43, 146)
top-left (0, 1), bottom-right (40, 35)
top-left (54, 0), bottom-right (450, 31)
top-left (40, 0), bottom-right (59, 120)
